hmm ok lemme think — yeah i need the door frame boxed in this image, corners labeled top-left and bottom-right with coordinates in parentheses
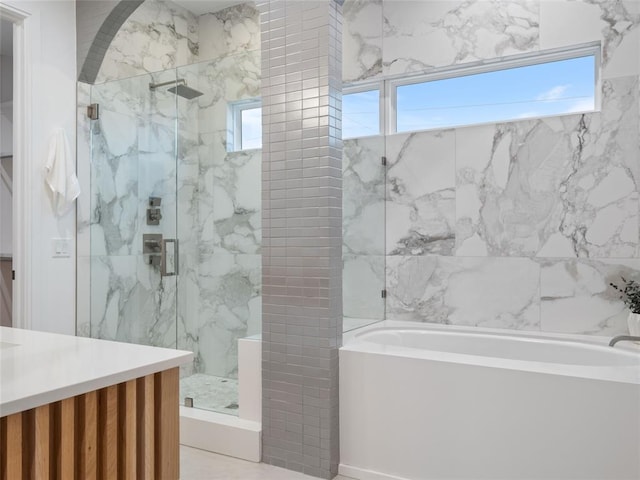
top-left (1, 2), bottom-right (33, 329)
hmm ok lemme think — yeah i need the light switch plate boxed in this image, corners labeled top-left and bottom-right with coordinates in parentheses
top-left (52, 238), bottom-right (72, 258)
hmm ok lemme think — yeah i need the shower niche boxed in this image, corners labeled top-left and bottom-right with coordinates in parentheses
top-left (82, 43), bottom-right (261, 416)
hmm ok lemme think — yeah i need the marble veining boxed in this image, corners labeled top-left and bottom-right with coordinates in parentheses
top-left (386, 130), bottom-right (456, 256)
top-left (387, 255), bottom-right (541, 330)
top-left (456, 75), bottom-right (639, 259)
top-left (342, 0), bottom-right (383, 82)
top-left (198, 3), bottom-right (260, 61)
top-left (90, 255), bottom-right (177, 349)
top-left (82, 3), bottom-right (262, 382)
top-left (539, 258), bottom-right (640, 335)
top-left (343, 137), bottom-right (385, 256)
top-left (95, 0), bottom-right (199, 84)
top-left (382, 0), bottom-right (539, 77)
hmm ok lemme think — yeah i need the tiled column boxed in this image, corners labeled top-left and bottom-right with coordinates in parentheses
top-left (259, 0), bottom-right (343, 478)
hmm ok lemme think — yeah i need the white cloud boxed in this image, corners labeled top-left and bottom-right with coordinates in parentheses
top-left (536, 84), bottom-right (571, 102)
top-left (566, 97), bottom-right (595, 113)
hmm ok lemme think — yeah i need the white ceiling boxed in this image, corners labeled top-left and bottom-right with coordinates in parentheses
top-left (0, 19), bottom-right (12, 58)
top-left (171, 0), bottom-right (246, 16)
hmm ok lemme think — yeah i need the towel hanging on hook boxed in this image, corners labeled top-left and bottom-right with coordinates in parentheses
top-left (45, 128), bottom-right (81, 216)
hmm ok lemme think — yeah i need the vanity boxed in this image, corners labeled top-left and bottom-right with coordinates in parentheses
top-left (0, 327), bottom-right (192, 479)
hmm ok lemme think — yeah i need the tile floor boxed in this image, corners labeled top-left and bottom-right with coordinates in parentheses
top-left (180, 373), bottom-right (239, 415)
top-left (180, 446), bottom-right (354, 480)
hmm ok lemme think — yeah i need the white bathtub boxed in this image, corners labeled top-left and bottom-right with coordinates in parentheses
top-left (339, 321), bottom-right (640, 480)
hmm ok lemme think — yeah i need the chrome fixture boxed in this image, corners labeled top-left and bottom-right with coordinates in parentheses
top-left (184, 397), bottom-right (194, 408)
top-left (608, 335), bottom-right (640, 347)
top-left (87, 103), bottom-right (99, 120)
top-left (149, 78), bottom-right (203, 99)
top-left (143, 234), bottom-right (178, 277)
top-left (147, 196), bottom-right (162, 225)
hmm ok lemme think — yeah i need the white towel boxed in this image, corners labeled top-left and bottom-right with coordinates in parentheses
top-left (45, 128), bottom-right (81, 216)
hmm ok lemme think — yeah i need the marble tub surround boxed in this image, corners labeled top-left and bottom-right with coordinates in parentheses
top-left (386, 130), bottom-right (456, 256)
top-left (386, 256), bottom-right (541, 330)
top-left (382, 76), bottom-right (640, 335)
top-left (456, 76), bottom-right (639, 259)
top-left (540, 258), bottom-right (640, 336)
top-left (382, 0), bottom-right (540, 77)
top-left (342, 0), bottom-right (640, 82)
top-left (539, 0), bottom-right (640, 80)
top-left (338, 0), bottom-right (640, 337)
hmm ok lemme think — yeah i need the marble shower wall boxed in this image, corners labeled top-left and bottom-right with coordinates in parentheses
top-left (341, 0), bottom-right (640, 336)
top-left (77, 1), bottom-right (262, 380)
top-left (176, 51), bottom-right (261, 379)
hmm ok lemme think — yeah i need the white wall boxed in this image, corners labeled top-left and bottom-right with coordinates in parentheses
top-left (5, 0), bottom-right (76, 335)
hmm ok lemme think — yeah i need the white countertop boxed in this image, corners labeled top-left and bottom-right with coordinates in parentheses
top-left (0, 327), bottom-right (193, 417)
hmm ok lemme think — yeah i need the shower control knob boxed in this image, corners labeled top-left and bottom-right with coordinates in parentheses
top-left (147, 208), bottom-right (162, 225)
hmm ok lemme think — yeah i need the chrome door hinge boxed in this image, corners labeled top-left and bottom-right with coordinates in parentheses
top-left (381, 156), bottom-right (387, 166)
top-left (381, 289), bottom-right (387, 298)
top-left (87, 103), bottom-right (99, 120)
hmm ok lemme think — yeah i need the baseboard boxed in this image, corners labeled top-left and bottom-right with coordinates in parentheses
top-left (180, 406), bottom-right (261, 462)
top-left (339, 464), bottom-right (413, 480)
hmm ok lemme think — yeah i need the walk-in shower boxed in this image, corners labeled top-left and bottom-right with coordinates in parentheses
top-left (82, 48), bottom-right (261, 417)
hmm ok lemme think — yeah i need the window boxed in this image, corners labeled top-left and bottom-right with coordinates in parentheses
top-left (391, 43), bottom-right (599, 133)
top-left (229, 99), bottom-right (262, 151)
top-left (342, 87), bottom-right (380, 139)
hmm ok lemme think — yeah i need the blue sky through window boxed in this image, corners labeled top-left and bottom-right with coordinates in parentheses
top-left (396, 55), bottom-right (595, 132)
top-left (241, 107), bottom-right (262, 150)
top-left (342, 89), bottom-right (380, 138)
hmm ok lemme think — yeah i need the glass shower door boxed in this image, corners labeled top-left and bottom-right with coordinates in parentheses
top-left (88, 69), bottom-right (179, 349)
top-left (175, 53), bottom-right (262, 415)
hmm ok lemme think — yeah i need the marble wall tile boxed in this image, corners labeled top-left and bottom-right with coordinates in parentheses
top-left (95, 0), bottom-right (199, 84)
top-left (539, 0), bottom-right (640, 79)
top-left (200, 148), bottom-right (262, 254)
top-left (343, 136), bottom-right (385, 256)
top-left (198, 3), bottom-right (260, 61)
top-left (387, 255), bottom-right (541, 330)
top-left (342, 0), bottom-right (383, 82)
top-left (455, 75), bottom-right (639, 259)
top-left (382, 0), bottom-right (539, 77)
top-left (178, 253), bottom-right (261, 378)
top-left (90, 255), bottom-right (177, 349)
top-left (343, 254), bottom-right (385, 321)
top-left (540, 258), bottom-right (640, 335)
top-left (386, 130), bottom-right (456, 255)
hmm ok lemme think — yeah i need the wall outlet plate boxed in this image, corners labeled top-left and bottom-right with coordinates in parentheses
top-left (52, 238), bottom-right (72, 258)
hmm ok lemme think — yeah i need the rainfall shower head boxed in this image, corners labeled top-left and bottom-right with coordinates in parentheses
top-left (149, 79), bottom-right (203, 100)
top-left (167, 84), bottom-right (203, 100)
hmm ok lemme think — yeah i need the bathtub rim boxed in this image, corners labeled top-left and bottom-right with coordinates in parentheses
top-left (341, 320), bottom-right (640, 385)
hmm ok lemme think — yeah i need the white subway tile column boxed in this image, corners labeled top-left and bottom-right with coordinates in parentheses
top-left (259, 0), bottom-right (343, 478)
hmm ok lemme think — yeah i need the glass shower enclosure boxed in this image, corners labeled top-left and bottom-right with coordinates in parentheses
top-left (85, 50), bottom-right (261, 416)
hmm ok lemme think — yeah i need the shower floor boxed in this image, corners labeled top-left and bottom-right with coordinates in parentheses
top-left (180, 373), bottom-right (239, 416)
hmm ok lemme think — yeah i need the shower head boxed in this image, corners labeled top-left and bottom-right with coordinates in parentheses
top-left (168, 84), bottom-right (204, 100)
top-left (149, 79), bottom-right (203, 100)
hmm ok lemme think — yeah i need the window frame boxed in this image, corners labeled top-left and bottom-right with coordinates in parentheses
top-left (228, 98), bottom-right (262, 152)
top-left (341, 81), bottom-right (384, 139)
top-left (386, 41), bottom-right (601, 135)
